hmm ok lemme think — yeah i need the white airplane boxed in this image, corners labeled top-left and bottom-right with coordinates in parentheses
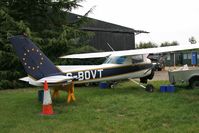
top-left (10, 35), bottom-right (199, 92)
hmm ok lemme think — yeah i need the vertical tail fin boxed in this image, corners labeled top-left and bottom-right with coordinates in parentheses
top-left (10, 35), bottom-right (63, 80)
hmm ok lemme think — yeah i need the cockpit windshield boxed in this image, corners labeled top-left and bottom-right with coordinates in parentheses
top-left (104, 56), bottom-right (127, 64)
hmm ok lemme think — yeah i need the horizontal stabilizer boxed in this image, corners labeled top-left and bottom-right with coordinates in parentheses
top-left (19, 77), bottom-right (29, 82)
top-left (37, 75), bottom-right (73, 83)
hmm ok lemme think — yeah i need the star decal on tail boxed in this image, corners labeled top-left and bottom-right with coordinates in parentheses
top-left (22, 48), bottom-right (44, 71)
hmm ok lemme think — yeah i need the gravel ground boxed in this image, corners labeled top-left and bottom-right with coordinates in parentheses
top-left (152, 71), bottom-right (169, 81)
top-left (152, 66), bottom-right (188, 81)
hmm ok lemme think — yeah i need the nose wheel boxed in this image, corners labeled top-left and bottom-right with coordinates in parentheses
top-left (145, 84), bottom-right (154, 92)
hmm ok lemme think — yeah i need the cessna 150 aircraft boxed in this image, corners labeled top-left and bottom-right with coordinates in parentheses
top-left (10, 35), bottom-right (199, 92)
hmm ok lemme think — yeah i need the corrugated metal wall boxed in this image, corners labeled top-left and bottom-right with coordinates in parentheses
top-left (89, 32), bottom-right (135, 51)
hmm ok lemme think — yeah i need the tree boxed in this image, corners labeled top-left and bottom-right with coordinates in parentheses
top-left (136, 42), bottom-right (158, 49)
top-left (160, 41), bottom-right (179, 47)
top-left (189, 36), bottom-right (197, 44)
top-left (0, 5), bottom-right (30, 89)
top-left (0, 0), bottom-right (94, 89)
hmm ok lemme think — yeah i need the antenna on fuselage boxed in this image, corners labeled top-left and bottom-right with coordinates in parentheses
top-left (106, 42), bottom-right (115, 51)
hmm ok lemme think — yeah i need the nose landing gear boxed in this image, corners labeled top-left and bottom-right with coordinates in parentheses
top-left (129, 78), bottom-right (154, 92)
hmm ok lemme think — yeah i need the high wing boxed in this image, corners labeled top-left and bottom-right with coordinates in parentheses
top-left (60, 44), bottom-right (199, 59)
top-left (60, 52), bottom-right (112, 59)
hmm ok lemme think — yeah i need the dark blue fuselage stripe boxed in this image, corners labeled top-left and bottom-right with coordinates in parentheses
top-left (102, 64), bottom-right (152, 77)
top-left (67, 64), bottom-right (152, 81)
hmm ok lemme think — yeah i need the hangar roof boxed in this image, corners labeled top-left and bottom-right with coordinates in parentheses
top-left (67, 13), bottom-right (149, 34)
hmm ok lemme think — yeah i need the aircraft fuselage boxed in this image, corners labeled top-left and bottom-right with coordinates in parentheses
top-left (58, 63), bottom-right (153, 84)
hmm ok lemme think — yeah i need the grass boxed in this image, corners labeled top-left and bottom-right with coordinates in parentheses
top-left (0, 80), bottom-right (199, 133)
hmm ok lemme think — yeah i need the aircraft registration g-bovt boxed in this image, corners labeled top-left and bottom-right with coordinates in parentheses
top-left (10, 35), bottom-right (199, 92)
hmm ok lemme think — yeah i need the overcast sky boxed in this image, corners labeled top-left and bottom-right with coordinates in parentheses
top-left (72, 0), bottom-right (199, 45)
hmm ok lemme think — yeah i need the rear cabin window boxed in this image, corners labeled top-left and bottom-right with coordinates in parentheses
top-left (132, 55), bottom-right (143, 64)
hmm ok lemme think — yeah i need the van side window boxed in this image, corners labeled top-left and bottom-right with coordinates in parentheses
top-left (132, 55), bottom-right (143, 63)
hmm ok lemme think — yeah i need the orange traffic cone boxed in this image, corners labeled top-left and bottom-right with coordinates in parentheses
top-left (41, 80), bottom-right (54, 115)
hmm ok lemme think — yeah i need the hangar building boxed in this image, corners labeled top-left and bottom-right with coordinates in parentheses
top-left (67, 13), bottom-right (148, 51)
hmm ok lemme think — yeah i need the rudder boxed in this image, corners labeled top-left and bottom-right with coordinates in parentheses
top-left (10, 35), bottom-right (63, 80)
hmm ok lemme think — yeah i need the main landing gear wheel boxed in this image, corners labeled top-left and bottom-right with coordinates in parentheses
top-left (109, 82), bottom-right (117, 88)
top-left (145, 84), bottom-right (154, 92)
top-left (110, 84), bottom-right (114, 88)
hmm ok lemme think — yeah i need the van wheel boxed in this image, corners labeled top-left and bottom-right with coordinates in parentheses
top-left (190, 79), bottom-right (199, 89)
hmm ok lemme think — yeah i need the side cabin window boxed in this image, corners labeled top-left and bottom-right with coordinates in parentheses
top-left (132, 55), bottom-right (143, 64)
top-left (116, 56), bottom-right (126, 64)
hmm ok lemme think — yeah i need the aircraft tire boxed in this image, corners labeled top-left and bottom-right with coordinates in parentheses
top-left (85, 83), bottom-right (90, 87)
top-left (109, 81), bottom-right (117, 89)
top-left (110, 84), bottom-right (114, 88)
top-left (145, 84), bottom-right (154, 92)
